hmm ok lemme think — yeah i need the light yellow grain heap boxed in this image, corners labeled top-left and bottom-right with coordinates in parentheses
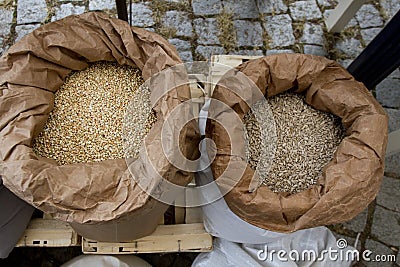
top-left (244, 93), bottom-right (345, 194)
top-left (33, 61), bottom-right (156, 165)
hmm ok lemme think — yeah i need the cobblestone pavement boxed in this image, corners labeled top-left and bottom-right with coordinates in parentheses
top-left (0, 0), bottom-right (399, 266)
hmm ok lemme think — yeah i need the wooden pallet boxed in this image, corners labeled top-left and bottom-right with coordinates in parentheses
top-left (82, 223), bottom-right (211, 254)
top-left (81, 186), bottom-right (208, 254)
top-left (16, 218), bottom-right (80, 247)
top-left (16, 200), bottom-right (210, 253)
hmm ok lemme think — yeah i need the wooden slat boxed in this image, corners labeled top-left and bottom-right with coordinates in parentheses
top-left (325, 0), bottom-right (367, 33)
top-left (210, 55), bottom-right (263, 95)
top-left (185, 187), bottom-right (203, 224)
top-left (42, 213), bottom-right (53, 219)
top-left (175, 191), bottom-right (186, 224)
top-left (189, 77), bottom-right (206, 119)
top-left (190, 81), bottom-right (205, 99)
top-left (82, 223), bottom-right (212, 254)
top-left (16, 219), bottom-right (80, 247)
top-left (211, 55), bottom-right (262, 67)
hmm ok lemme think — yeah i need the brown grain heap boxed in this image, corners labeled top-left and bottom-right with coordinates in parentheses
top-left (33, 61), bottom-right (156, 165)
top-left (244, 93), bottom-right (345, 194)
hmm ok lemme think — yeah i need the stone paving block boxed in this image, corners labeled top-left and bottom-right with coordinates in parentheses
top-left (303, 44), bottom-right (327, 56)
top-left (300, 23), bottom-right (324, 45)
top-left (234, 20), bottom-right (263, 47)
top-left (236, 50), bottom-right (264, 56)
top-left (1, 45), bottom-right (9, 56)
top-left (380, 0), bottom-right (400, 21)
top-left (289, 0), bottom-right (322, 21)
top-left (344, 18), bottom-right (359, 30)
top-left (130, 3), bottom-right (154, 28)
top-left (355, 4), bottom-right (383, 29)
top-left (0, 38), bottom-right (3, 56)
top-left (192, 0), bottom-right (222, 16)
top-left (371, 206), bottom-right (400, 246)
top-left (322, 9), bottom-right (331, 19)
top-left (165, 0), bottom-right (189, 4)
top-left (337, 59), bottom-right (353, 68)
top-left (193, 18), bottom-right (220, 45)
top-left (17, 0), bottom-right (47, 24)
top-left (223, 0), bottom-right (259, 19)
top-left (364, 239), bottom-right (396, 267)
top-left (323, 9), bottom-right (358, 29)
top-left (178, 51), bottom-right (193, 62)
top-left (377, 176), bottom-right (400, 212)
top-left (388, 68), bottom-right (400, 79)
top-left (15, 24), bottom-right (40, 42)
top-left (168, 38), bottom-right (191, 51)
top-left (89, 0), bottom-right (116, 10)
top-left (0, 8), bottom-right (13, 37)
top-left (162, 11), bottom-right (193, 38)
top-left (51, 3), bottom-right (85, 22)
top-left (264, 14), bottom-right (295, 48)
top-left (195, 45), bottom-right (224, 60)
top-left (317, 0), bottom-right (337, 8)
top-left (334, 38), bottom-right (363, 58)
top-left (342, 208), bottom-right (368, 233)
top-left (385, 108), bottom-right (400, 132)
top-left (266, 49), bottom-right (294, 55)
top-left (385, 154), bottom-right (400, 177)
top-left (257, 0), bottom-right (287, 14)
top-left (360, 28), bottom-right (382, 46)
top-left (376, 77), bottom-right (400, 108)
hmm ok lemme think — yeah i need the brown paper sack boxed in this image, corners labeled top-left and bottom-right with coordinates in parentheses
top-left (206, 54), bottom-right (388, 232)
top-left (0, 12), bottom-right (200, 242)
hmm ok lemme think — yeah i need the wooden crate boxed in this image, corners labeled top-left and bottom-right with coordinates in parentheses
top-left (82, 223), bottom-right (211, 254)
top-left (81, 186), bottom-right (209, 254)
top-left (16, 218), bottom-right (80, 247)
top-left (16, 202), bottom-right (210, 254)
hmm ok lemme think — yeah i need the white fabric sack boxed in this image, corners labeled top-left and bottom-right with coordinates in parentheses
top-left (61, 255), bottom-right (152, 267)
top-left (196, 100), bottom-right (354, 267)
top-left (192, 231), bottom-right (355, 267)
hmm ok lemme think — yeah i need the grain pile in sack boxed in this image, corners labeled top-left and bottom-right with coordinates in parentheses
top-left (0, 12), bottom-right (200, 242)
top-left (206, 54), bottom-right (388, 232)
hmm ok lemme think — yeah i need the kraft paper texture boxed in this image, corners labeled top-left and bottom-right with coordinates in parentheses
top-left (207, 54), bottom-right (388, 232)
top-left (0, 12), bottom-right (200, 236)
